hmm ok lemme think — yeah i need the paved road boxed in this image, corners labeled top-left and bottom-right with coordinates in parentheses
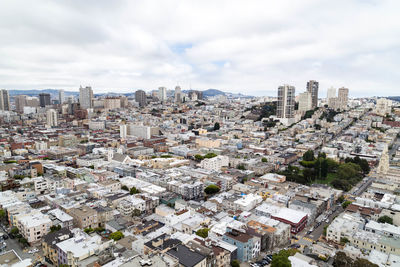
top-left (0, 225), bottom-right (35, 261)
top-left (351, 176), bottom-right (374, 196)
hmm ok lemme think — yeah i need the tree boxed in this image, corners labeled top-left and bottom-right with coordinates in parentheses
top-left (378, 215), bottom-right (393, 225)
top-left (342, 200), bottom-right (352, 209)
top-left (333, 251), bottom-right (353, 267)
top-left (18, 237), bottom-right (28, 247)
top-left (195, 228), bottom-right (210, 238)
top-left (0, 209), bottom-right (6, 220)
top-left (121, 185), bottom-right (129, 191)
top-left (340, 237), bottom-right (350, 245)
top-left (50, 225), bottom-right (61, 232)
top-left (321, 159), bottom-right (328, 178)
top-left (194, 154), bottom-right (204, 161)
top-left (213, 122), bottom-right (220, 131)
top-left (271, 249), bottom-right (297, 267)
top-left (231, 260), bottom-right (240, 267)
top-left (110, 231), bottom-right (124, 241)
top-left (204, 153), bottom-right (217, 159)
top-left (132, 209), bottom-right (141, 217)
top-left (337, 163), bottom-right (362, 180)
top-left (84, 227), bottom-right (94, 234)
top-left (10, 226), bottom-right (19, 235)
top-left (303, 168), bottom-right (315, 183)
top-left (261, 157), bottom-right (268, 163)
top-left (204, 185), bottom-right (220, 195)
top-left (353, 258), bottom-right (379, 267)
top-left (237, 164), bottom-right (246, 170)
top-left (303, 150), bottom-right (315, 161)
top-left (130, 187), bottom-right (139, 195)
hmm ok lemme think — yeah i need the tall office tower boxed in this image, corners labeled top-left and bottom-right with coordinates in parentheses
top-left (327, 87), bottom-right (336, 100)
top-left (338, 87), bottom-right (349, 110)
top-left (174, 86), bottom-right (182, 103)
top-left (158, 87), bottom-right (167, 102)
top-left (79, 86), bottom-right (93, 109)
top-left (306, 80), bottom-right (319, 108)
top-left (15, 95), bottom-right (27, 113)
top-left (39, 93), bottom-right (51, 107)
top-left (46, 109), bottom-right (58, 127)
top-left (298, 92), bottom-right (312, 113)
top-left (0, 89), bottom-right (10, 111)
top-left (277, 85), bottom-right (295, 118)
top-left (135, 90), bottom-right (147, 107)
top-left (59, 89), bottom-right (65, 104)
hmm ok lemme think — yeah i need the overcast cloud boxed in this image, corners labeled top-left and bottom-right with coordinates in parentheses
top-left (0, 0), bottom-right (399, 97)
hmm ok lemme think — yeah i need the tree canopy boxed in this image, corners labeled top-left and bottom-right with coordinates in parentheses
top-left (195, 228), bottom-right (210, 238)
top-left (204, 184), bottom-right (220, 195)
top-left (110, 231), bottom-right (124, 241)
top-left (378, 215), bottom-right (393, 225)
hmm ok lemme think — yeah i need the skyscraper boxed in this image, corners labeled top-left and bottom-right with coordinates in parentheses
top-left (0, 89), bottom-right (10, 111)
top-left (46, 109), bottom-right (58, 127)
top-left (338, 87), bottom-right (349, 110)
top-left (135, 90), bottom-right (147, 107)
top-left (277, 85), bottom-right (295, 118)
top-left (39, 93), bottom-right (51, 107)
top-left (298, 92), bottom-right (312, 113)
top-left (15, 95), bottom-right (27, 113)
top-left (174, 86), bottom-right (182, 104)
top-left (158, 87), bottom-right (167, 102)
top-left (306, 80), bottom-right (319, 108)
top-left (59, 89), bottom-right (65, 104)
top-left (327, 87), bottom-right (336, 100)
top-left (79, 86), bottom-right (93, 109)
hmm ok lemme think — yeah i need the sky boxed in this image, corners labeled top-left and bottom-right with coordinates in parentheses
top-left (0, 0), bottom-right (399, 97)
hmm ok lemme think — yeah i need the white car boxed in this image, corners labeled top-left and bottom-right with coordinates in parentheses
top-left (28, 248), bottom-right (39, 254)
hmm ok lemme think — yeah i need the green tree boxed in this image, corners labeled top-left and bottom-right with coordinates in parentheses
top-left (121, 185), bottom-right (129, 191)
top-left (204, 185), bottom-right (220, 195)
top-left (213, 122), bottom-right (220, 131)
top-left (132, 209), bottom-right (141, 217)
top-left (84, 227), bottom-right (94, 233)
top-left (261, 157), bottom-right (268, 163)
top-left (333, 251), bottom-right (353, 267)
top-left (340, 237), bottom-right (350, 245)
top-left (195, 228), bottom-right (210, 238)
top-left (337, 163), bottom-right (362, 180)
top-left (353, 258), bottom-right (379, 267)
top-left (271, 249), bottom-right (297, 267)
top-left (110, 231), bottom-right (124, 241)
top-left (231, 260), bottom-right (240, 267)
top-left (130, 187), bottom-right (139, 195)
top-left (194, 154), bottom-right (204, 161)
top-left (342, 200), bottom-right (352, 209)
top-left (50, 225), bottom-right (61, 232)
top-left (326, 158), bottom-right (339, 172)
top-left (204, 153), bottom-right (217, 159)
top-left (237, 164), bottom-right (246, 170)
top-left (303, 168), bottom-right (315, 183)
top-left (18, 237), bottom-right (28, 247)
top-left (321, 159), bottom-right (328, 178)
top-left (0, 209), bottom-right (6, 220)
top-left (10, 226), bottom-right (19, 235)
top-left (378, 215), bottom-right (393, 225)
top-left (303, 150), bottom-right (315, 161)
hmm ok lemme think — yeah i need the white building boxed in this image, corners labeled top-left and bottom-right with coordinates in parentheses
top-left (158, 87), bottom-right (167, 102)
top-left (298, 92), bottom-right (312, 113)
top-left (79, 86), bottom-right (93, 109)
top-left (120, 124), bottom-right (127, 139)
top-left (18, 212), bottom-right (52, 243)
top-left (326, 213), bottom-right (365, 243)
top-left (35, 141), bottom-right (48, 151)
top-left (326, 87), bottom-right (336, 100)
top-left (46, 109), bottom-right (58, 127)
top-left (127, 124), bottom-right (159, 139)
top-left (88, 120), bottom-right (105, 130)
top-left (375, 98), bottom-right (392, 116)
top-left (234, 194), bottom-right (263, 211)
top-left (199, 155), bottom-right (229, 171)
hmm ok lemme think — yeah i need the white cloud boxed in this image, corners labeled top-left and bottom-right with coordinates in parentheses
top-left (0, 0), bottom-right (399, 96)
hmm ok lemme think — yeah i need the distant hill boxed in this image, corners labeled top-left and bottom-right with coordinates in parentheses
top-left (387, 96), bottom-right (400, 102)
top-left (202, 89), bottom-right (226, 97)
top-left (8, 89), bottom-right (78, 97)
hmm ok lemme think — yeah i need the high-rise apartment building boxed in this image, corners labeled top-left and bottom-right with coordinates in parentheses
top-left (174, 86), bottom-right (182, 104)
top-left (135, 90), bottom-right (147, 107)
top-left (59, 90), bottom-right (65, 104)
top-left (46, 109), bottom-right (58, 127)
top-left (39, 93), bottom-right (51, 108)
top-left (79, 86), bottom-right (93, 109)
top-left (158, 87), bottom-right (167, 102)
top-left (306, 80), bottom-right (319, 108)
top-left (298, 92), bottom-right (312, 113)
top-left (327, 87), bottom-right (336, 100)
top-left (338, 87), bottom-right (349, 110)
top-left (0, 89), bottom-right (10, 111)
top-left (15, 95), bottom-right (27, 113)
top-left (277, 85), bottom-right (295, 118)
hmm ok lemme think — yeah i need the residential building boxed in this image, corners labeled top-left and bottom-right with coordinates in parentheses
top-left (158, 87), bottom-right (167, 102)
top-left (306, 80), bottom-right (319, 108)
top-left (277, 84), bottom-right (295, 118)
top-left (338, 87), bottom-right (349, 110)
top-left (175, 86), bottom-right (182, 104)
top-left (298, 92), bottom-right (312, 113)
top-left (79, 86), bottom-right (93, 109)
top-left (68, 206), bottom-right (98, 229)
top-left (0, 89), bottom-right (10, 111)
top-left (46, 109), bottom-right (58, 127)
top-left (59, 89), bottom-right (65, 104)
top-left (135, 90), bottom-right (147, 107)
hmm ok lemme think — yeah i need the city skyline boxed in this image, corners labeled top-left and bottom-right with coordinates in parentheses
top-left (1, 0), bottom-right (399, 97)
